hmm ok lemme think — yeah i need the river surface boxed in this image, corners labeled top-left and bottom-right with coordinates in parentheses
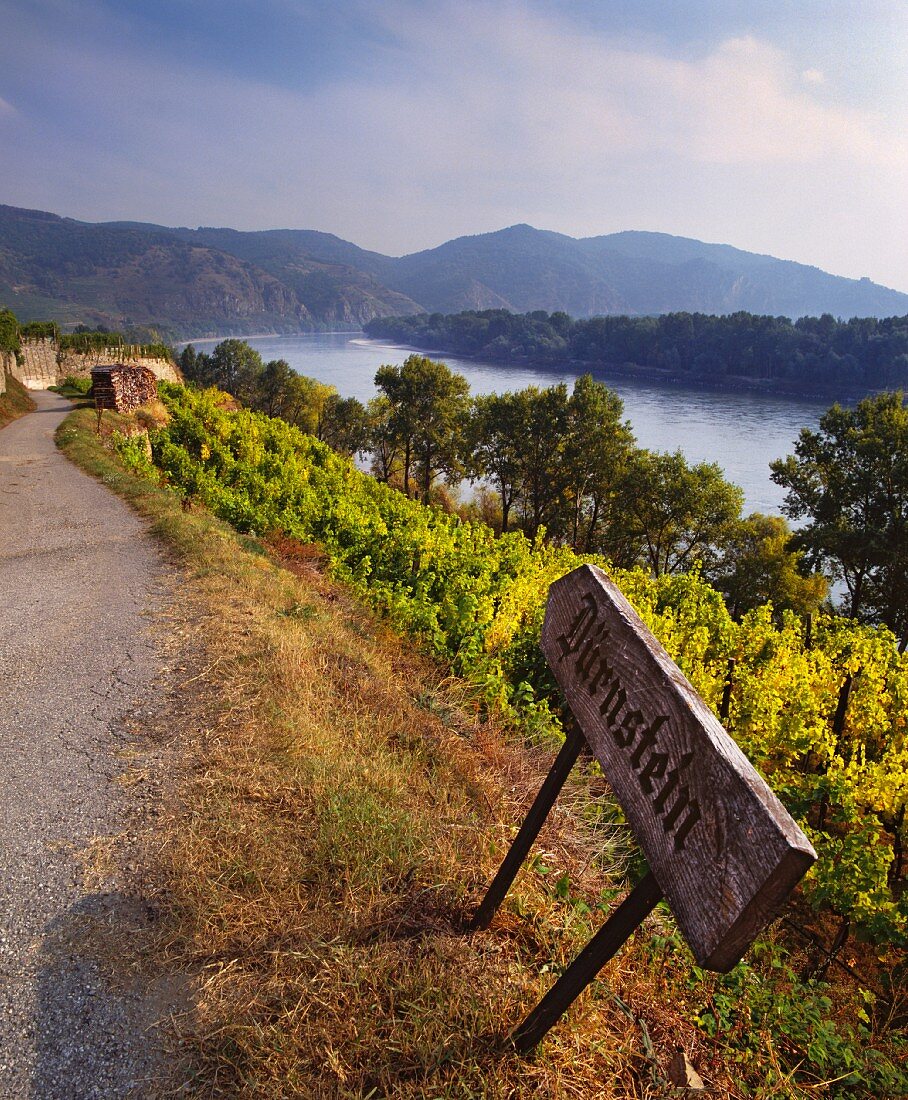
top-left (186, 332), bottom-right (832, 516)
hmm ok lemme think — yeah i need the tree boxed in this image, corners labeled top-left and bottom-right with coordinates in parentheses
top-left (513, 384), bottom-right (570, 539)
top-left (467, 378), bottom-right (633, 544)
top-left (320, 395), bottom-right (369, 456)
top-left (366, 395), bottom-right (402, 484)
top-left (178, 343), bottom-right (212, 386)
top-left (282, 374), bottom-right (336, 437)
top-left (254, 358), bottom-right (296, 418)
top-left (771, 391), bottom-right (908, 640)
top-left (712, 513), bottom-right (828, 619)
top-left (563, 374), bottom-right (635, 551)
top-left (374, 355), bottom-right (470, 502)
top-left (374, 360), bottom-right (418, 494)
top-left (208, 339), bottom-right (264, 398)
top-left (614, 450), bottom-right (744, 575)
top-left (466, 392), bottom-right (526, 532)
top-left (0, 308), bottom-right (20, 355)
top-left (409, 359), bottom-right (471, 504)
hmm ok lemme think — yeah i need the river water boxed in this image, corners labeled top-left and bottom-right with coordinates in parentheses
top-left (186, 332), bottom-right (832, 517)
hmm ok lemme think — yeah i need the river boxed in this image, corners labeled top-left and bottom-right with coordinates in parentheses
top-left (185, 332), bottom-right (832, 517)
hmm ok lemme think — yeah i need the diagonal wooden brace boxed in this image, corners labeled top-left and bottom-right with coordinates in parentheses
top-left (509, 869), bottom-right (663, 1053)
top-left (469, 722), bottom-right (586, 932)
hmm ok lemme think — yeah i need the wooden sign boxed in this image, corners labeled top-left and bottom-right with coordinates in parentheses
top-left (541, 564), bottom-right (816, 971)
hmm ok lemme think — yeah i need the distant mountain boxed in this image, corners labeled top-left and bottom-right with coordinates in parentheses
top-left (380, 224), bottom-right (908, 319)
top-left (1, 205), bottom-right (906, 337)
top-left (0, 205), bottom-right (420, 337)
top-left (578, 231), bottom-right (908, 319)
top-left (156, 226), bottom-right (416, 324)
top-left (381, 224), bottom-right (626, 316)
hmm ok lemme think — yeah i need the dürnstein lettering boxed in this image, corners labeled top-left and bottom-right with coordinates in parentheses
top-left (557, 594), bottom-right (701, 853)
top-left (541, 565), bottom-right (816, 971)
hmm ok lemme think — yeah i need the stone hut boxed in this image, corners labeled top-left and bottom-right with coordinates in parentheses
top-left (90, 364), bottom-right (158, 413)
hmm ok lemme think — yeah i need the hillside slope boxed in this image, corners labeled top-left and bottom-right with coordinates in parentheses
top-left (583, 230), bottom-right (908, 318)
top-left (3, 205), bottom-right (907, 334)
top-left (161, 225), bottom-right (419, 326)
top-left (0, 373), bottom-right (35, 428)
top-left (0, 206), bottom-right (420, 336)
top-left (57, 395), bottom-right (908, 1099)
top-left (385, 224), bottom-right (908, 318)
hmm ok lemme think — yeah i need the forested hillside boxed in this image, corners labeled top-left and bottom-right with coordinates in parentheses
top-left (4, 204), bottom-right (908, 338)
top-left (366, 309), bottom-right (908, 394)
top-left (0, 205), bottom-right (419, 337)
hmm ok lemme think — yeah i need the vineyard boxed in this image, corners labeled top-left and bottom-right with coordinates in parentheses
top-left (0, 307), bottom-right (175, 362)
top-left (57, 331), bottom-right (174, 361)
top-left (116, 381), bottom-right (908, 1091)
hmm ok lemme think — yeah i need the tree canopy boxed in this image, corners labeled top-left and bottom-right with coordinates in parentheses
top-left (610, 450), bottom-right (745, 576)
top-left (771, 390), bottom-right (908, 640)
top-left (713, 513), bottom-right (828, 620)
top-left (177, 338), bottom-right (838, 624)
top-left (374, 355), bottom-right (471, 503)
top-left (0, 309), bottom-right (19, 356)
top-left (365, 308), bottom-right (908, 394)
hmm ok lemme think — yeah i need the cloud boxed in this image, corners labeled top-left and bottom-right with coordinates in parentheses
top-left (801, 68), bottom-right (826, 85)
top-left (0, 0), bottom-right (905, 287)
top-left (0, 95), bottom-right (15, 116)
top-left (372, 11), bottom-right (901, 171)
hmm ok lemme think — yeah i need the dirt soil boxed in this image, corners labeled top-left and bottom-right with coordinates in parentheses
top-left (0, 390), bottom-right (188, 1098)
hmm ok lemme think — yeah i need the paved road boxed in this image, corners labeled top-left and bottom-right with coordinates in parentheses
top-left (0, 391), bottom-right (175, 1097)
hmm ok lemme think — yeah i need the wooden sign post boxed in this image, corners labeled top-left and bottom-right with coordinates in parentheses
top-left (471, 564), bottom-right (816, 1053)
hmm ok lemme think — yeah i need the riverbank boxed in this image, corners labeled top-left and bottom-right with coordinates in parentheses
top-left (176, 327), bottom-right (869, 402)
top-left (179, 329), bottom-right (858, 400)
top-left (372, 339), bottom-right (877, 402)
top-left (166, 330), bottom-right (830, 516)
top-left (364, 308), bottom-right (908, 402)
top-left (55, 401), bottom-right (740, 1096)
top-left (54, 390), bottom-right (908, 1099)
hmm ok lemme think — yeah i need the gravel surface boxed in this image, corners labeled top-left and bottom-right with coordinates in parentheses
top-left (0, 391), bottom-right (180, 1098)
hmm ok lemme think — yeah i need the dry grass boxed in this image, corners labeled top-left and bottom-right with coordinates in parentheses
top-left (156, 540), bottom-right (729, 1099)
top-left (58, 405), bottom-right (875, 1099)
top-left (0, 374), bottom-right (36, 428)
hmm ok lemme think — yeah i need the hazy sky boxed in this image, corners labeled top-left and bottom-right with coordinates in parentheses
top-left (1, 0), bottom-right (906, 289)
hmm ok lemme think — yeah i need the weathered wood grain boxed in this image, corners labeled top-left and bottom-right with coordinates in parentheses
top-left (542, 564), bottom-right (816, 971)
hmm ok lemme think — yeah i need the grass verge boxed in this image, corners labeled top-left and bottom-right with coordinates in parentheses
top-left (0, 374), bottom-right (36, 428)
top-left (56, 404), bottom-right (903, 1099)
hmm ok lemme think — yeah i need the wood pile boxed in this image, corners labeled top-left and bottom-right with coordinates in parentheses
top-left (90, 364), bottom-right (158, 413)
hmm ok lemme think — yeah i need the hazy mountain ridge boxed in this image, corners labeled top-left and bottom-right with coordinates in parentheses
top-left (384, 224), bottom-right (908, 318)
top-left (2, 205), bottom-right (906, 336)
top-left (0, 206), bottom-right (419, 336)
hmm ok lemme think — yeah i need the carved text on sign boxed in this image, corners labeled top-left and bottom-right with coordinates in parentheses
top-left (556, 592), bottom-right (701, 852)
top-left (541, 565), bottom-right (817, 970)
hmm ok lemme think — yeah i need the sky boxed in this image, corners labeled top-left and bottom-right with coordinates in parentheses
top-left (1, 0), bottom-right (907, 289)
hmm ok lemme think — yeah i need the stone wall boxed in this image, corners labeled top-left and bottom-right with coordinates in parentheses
top-left (57, 349), bottom-right (180, 384)
top-left (14, 338), bottom-right (181, 389)
top-left (14, 338), bottom-right (58, 389)
top-left (0, 350), bottom-right (11, 396)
